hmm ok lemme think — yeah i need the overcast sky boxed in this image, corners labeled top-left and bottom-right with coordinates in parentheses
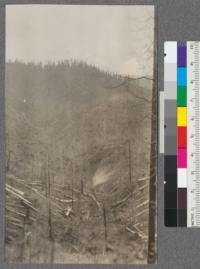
top-left (6, 5), bottom-right (154, 77)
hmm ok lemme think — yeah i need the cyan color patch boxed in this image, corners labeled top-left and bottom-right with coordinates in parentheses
top-left (177, 67), bottom-right (187, 86)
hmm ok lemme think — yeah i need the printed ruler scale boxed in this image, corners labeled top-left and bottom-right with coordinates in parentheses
top-left (164, 41), bottom-right (200, 227)
top-left (187, 41), bottom-right (200, 227)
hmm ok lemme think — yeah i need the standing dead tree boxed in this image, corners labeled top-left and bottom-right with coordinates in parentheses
top-left (46, 152), bottom-right (55, 263)
top-left (127, 140), bottom-right (135, 225)
top-left (127, 140), bottom-right (132, 186)
top-left (61, 148), bottom-right (67, 199)
top-left (6, 150), bottom-right (11, 172)
top-left (102, 205), bottom-right (108, 253)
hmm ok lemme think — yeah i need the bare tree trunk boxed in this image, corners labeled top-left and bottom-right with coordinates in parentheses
top-left (6, 150), bottom-right (11, 172)
top-left (62, 149), bottom-right (66, 199)
top-left (46, 152), bottom-right (55, 263)
top-left (147, 6), bottom-right (157, 264)
top-left (25, 207), bottom-right (31, 262)
top-left (20, 206), bottom-right (29, 262)
top-left (20, 216), bottom-right (25, 262)
top-left (102, 205), bottom-right (108, 253)
top-left (71, 162), bottom-right (74, 210)
top-left (31, 161), bottom-right (34, 180)
top-left (127, 140), bottom-right (132, 186)
top-left (81, 177), bottom-right (84, 194)
top-left (127, 140), bottom-right (135, 225)
top-left (50, 239), bottom-right (55, 263)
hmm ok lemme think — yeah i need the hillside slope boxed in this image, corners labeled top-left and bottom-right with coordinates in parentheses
top-left (5, 61), bottom-right (153, 263)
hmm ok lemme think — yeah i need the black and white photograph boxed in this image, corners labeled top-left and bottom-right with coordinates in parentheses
top-left (5, 5), bottom-right (157, 264)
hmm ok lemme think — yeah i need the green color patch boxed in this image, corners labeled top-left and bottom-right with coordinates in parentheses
top-left (177, 86), bottom-right (187, 107)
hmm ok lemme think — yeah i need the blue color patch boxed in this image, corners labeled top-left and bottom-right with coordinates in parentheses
top-left (177, 68), bottom-right (187, 86)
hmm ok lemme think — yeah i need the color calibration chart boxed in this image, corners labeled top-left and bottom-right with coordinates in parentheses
top-left (164, 41), bottom-right (200, 227)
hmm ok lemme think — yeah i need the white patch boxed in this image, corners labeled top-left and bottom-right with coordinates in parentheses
top-left (93, 168), bottom-right (113, 187)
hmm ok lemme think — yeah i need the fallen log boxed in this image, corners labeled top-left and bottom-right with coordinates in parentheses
top-left (111, 192), bottom-right (132, 208)
top-left (72, 187), bottom-right (102, 210)
top-left (6, 216), bottom-right (23, 224)
top-left (53, 197), bottom-right (77, 203)
top-left (6, 184), bottom-right (24, 196)
top-left (6, 206), bottom-right (26, 217)
top-left (7, 221), bottom-right (24, 229)
top-left (136, 208), bottom-right (148, 217)
top-left (6, 187), bottom-right (32, 206)
top-left (136, 200), bottom-right (149, 209)
top-left (126, 225), bottom-right (148, 240)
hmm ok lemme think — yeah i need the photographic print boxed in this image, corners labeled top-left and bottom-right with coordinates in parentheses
top-left (5, 5), bottom-right (156, 264)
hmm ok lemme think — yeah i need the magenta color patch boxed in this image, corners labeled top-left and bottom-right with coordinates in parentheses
top-left (178, 148), bottom-right (187, 168)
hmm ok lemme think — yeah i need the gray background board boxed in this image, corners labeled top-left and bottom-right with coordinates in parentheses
top-left (1, 0), bottom-right (200, 269)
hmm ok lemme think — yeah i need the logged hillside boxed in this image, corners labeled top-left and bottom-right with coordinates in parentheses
top-left (5, 61), bottom-right (153, 263)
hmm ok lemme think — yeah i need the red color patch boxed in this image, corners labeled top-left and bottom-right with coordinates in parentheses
top-left (178, 127), bottom-right (187, 148)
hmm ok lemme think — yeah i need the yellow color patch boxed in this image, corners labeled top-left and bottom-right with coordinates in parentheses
top-left (177, 107), bottom-right (187, 126)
